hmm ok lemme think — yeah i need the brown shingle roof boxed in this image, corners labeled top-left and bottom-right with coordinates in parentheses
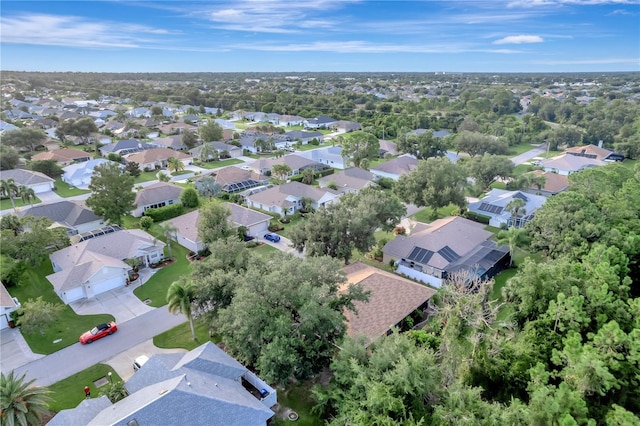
top-left (342, 262), bottom-right (435, 346)
top-left (32, 148), bottom-right (90, 163)
top-left (526, 170), bottom-right (570, 194)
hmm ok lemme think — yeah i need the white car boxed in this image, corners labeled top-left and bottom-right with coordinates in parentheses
top-left (133, 355), bottom-right (149, 371)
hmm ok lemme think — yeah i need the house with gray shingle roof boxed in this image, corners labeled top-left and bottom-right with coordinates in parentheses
top-left (132, 182), bottom-right (183, 217)
top-left (317, 167), bottom-right (376, 194)
top-left (297, 146), bottom-right (347, 169)
top-left (189, 141), bottom-right (242, 160)
top-left (540, 153), bottom-right (607, 176)
top-left (342, 262), bottom-right (436, 346)
top-left (0, 169), bottom-right (55, 194)
top-left (250, 154), bottom-right (326, 176)
top-left (284, 130), bottom-right (324, 144)
top-left (198, 166), bottom-right (269, 194)
top-left (245, 181), bottom-right (340, 217)
top-left (19, 200), bottom-right (103, 235)
top-left (62, 158), bottom-right (121, 188)
top-left (47, 229), bottom-right (165, 304)
top-left (153, 135), bottom-right (187, 151)
top-left (48, 342), bottom-right (275, 426)
top-left (467, 189), bottom-right (547, 228)
top-left (382, 216), bottom-right (509, 288)
top-left (370, 155), bottom-right (418, 180)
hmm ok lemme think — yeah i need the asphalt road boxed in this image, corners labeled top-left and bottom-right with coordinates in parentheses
top-left (13, 308), bottom-right (185, 386)
top-left (511, 144), bottom-right (547, 165)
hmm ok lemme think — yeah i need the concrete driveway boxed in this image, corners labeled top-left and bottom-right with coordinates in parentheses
top-left (70, 285), bottom-right (154, 324)
top-left (0, 327), bottom-right (44, 374)
top-left (104, 339), bottom-right (187, 382)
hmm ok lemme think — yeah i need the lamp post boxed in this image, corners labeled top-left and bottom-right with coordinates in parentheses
top-left (107, 372), bottom-right (112, 384)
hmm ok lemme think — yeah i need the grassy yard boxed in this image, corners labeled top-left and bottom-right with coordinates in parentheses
top-left (509, 143), bottom-right (539, 156)
top-left (171, 170), bottom-right (191, 176)
top-left (8, 262), bottom-right (114, 354)
top-left (133, 243), bottom-right (191, 307)
top-left (295, 141), bottom-right (334, 152)
top-left (0, 196), bottom-right (42, 211)
top-left (194, 158), bottom-right (243, 169)
top-left (153, 319), bottom-right (220, 350)
top-left (273, 213), bottom-right (305, 239)
top-left (273, 381), bottom-right (323, 426)
top-left (411, 204), bottom-right (460, 223)
top-left (48, 364), bottom-right (122, 412)
top-left (134, 171), bottom-right (160, 184)
top-left (513, 163), bottom-right (538, 176)
top-left (250, 243), bottom-right (279, 257)
top-left (53, 178), bottom-right (90, 198)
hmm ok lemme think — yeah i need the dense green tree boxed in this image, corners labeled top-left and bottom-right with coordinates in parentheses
top-left (453, 131), bottom-right (509, 157)
top-left (55, 117), bottom-right (98, 144)
top-left (0, 371), bottom-right (52, 426)
top-left (463, 154), bottom-right (514, 191)
top-left (86, 162), bottom-right (135, 226)
top-left (0, 145), bottom-right (20, 170)
top-left (271, 164), bottom-right (292, 183)
top-left (199, 119), bottom-right (223, 142)
top-left (124, 161), bottom-right (141, 178)
top-left (0, 255), bottom-right (25, 287)
top-left (17, 186), bottom-right (36, 207)
top-left (197, 202), bottom-right (232, 246)
top-left (0, 178), bottom-right (18, 211)
top-left (181, 129), bottom-right (198, 149)
top-left (495, 226), bottom-right (526, 267)
top-left (396, 131), bottom-right (444, 159)
top-left (196, 176), bottom-right (222, 200)
top-left (167, 279), bottom-right (196, 340)
top-left (15, 296), bottom-right (64, 335)
top-left (395, 157), bottom-right (466, 217)
top-left (336, 131), bottom-right (380, 168)
top-left (1, 127), bottom-right (46, 151)
top-left (0, 216), bottom-right (69, 266)
top-left (180, 187), bottom-right (199, 208)
top-left (301, 168), bottom-right (316, 185)
top-left (216, 254), bottom-right (368, 383)
top-left (29, 160), bottom-right (63, 178)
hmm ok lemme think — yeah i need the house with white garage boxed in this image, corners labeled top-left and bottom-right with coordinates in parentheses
top-left (370, 155), bottom-right (418, 181)
top-left (245, 181), bottom-right (340, 217)
top-left (62, 158), bottom-right (121, 188)
top-left (540, 154), bottom-right (606, 176)
top-left (123, 148), bottom-right (192, 171)
top-left (0, 282), bottom-right (20, 330)
top-left (47, 229), bottom-right (165, 304)
top-left (297, 146), bottom-right (347, 169)
top-left (0, 169), bottom-right (55, 194)
top-left (132, 182), bottom-right (183, 217)
top-left (317, 167), bottom-right (376, 194)
top-left (19, 200), bottom-right (103, 236)
top-left (249, 154), bottom-right (327, 176)
top-left (168, 203), bottom-right (271, 253)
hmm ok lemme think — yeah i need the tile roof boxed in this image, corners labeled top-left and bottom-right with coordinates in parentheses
top-left (168, 210), bottom-right (200, 244)
top-left (226, 203), bottom-right (272, 227)
top-left (564, 144), bottom-right (615, 161)
top-left (526, 170), bottom-right (570, 194)
top-left (342, 262), bottom-right (436, 346)
top-left (124, 148), bottom-right (191, 164)
top-left (247, 182), bottom-right (338, 206)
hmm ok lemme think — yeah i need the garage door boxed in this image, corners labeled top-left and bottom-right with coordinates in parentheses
top-left (0, 314), bottom-right (8, 330)
top-left (63, 287), bottom-right (85, 303)
top-left (248, 221), bottom-right (269, 237)
top-left (91, 276), bottom-right (125, 296)
top-left (31, 183), bottom-right (53, 194)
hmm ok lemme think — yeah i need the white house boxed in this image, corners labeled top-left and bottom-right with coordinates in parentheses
top-left (0, 282), bottom-right (20, 330)
top-left (132, 182), bottom-right (183, 217)
top-left (0, 169), bottom-right (55, 194)
top-left (467, 189), bottom-right (547, 229)
top-left (18, 200), bottom-right (104, 236)
top-left (245, 181), bottom-right (340, 217)
top-left (296, 146), bottom-right (347, 169)
top-left (62, 159), bottom-right (120, 188)
top-left (369, 155), bottom-right (418, 181)
top-left (47, 229), bottom-right (165, 304)
top-left (540, 154), bottom-right (607, 176)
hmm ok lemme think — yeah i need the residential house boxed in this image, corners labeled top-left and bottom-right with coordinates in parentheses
top-left (48, 342), bottom-right (276, 426)
top-left (47, 229), bottom-right (165, 304)
top-left (0, 169), bottom-right (55, 194)
top-left (132, 182), bottom-right (183, 217)
top-left (62, 159), bottom-right (121, 188)
top-left (382, 216), bottom-right (510, 288)
top-left (197, 167), bottom-right (269, 194)
top-left (0, 120), bottom-right (19, 134)
top-left (467, 189), bottom-right (547, 228)
top-left (189, 142), bottom-right (243, 160)
top-left (297, 146), bottom-right (347, 169)
top-left (317, 167), bottom-right (376, 194)
top-left (32, 148), bottom-right (91, 166)
top-left (169, 203), bottom-right (271, 253)
top-left (278, 114), bottom-right (305, 126)
top-left (304, 115), bottom-right (337, 129)
top-left (342, 262), bottom-right (436, 346)
top-left (239, 133), bottom-right (290, 153)
top-left (245, 181), bottom-right (340, 217)
top-left (123, 148), bottom-right (192, 171)
top-left (18, 200), bottom-right (103, 235)
top-left (522, 170), bottom-right (569, 197)
top-left (378, 140), bottom-right (399, 157)
top-left (250, 154), bottom-right (326, 176)
top-left (0, 282), bottom-right (20, 330)
top-left (284, 130), bottom-right (324, 145)
top-left (154, 135), bottom-right (187, 151)
top-left (564, 144), bottom-right (624, 162)
top-left (370, 155), bottom-right (418, 180)
top-left (333, 120), bottom-right (362, 133)
top-left (407, 129), bottom-right (451, 138)
top-left (158, 122), bottom-right (197, 135)
top-left (99, 140), bottom-right (146, 157)
top-left (540, 154), bottom-right (607, 176)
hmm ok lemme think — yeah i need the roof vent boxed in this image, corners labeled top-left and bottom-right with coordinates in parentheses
top-left (159, 389), bottom-right (168, 395)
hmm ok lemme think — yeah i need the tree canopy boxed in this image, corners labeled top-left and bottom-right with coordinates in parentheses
top-left (197, 202), bottom-right (232, 246)
top-left (336, 131), bottom-right (380, 168)
top-left (86, 162), bottom-right (135, 226)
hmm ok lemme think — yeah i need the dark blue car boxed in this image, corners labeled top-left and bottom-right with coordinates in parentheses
top-left (264, 233), bottom-right (281, 243)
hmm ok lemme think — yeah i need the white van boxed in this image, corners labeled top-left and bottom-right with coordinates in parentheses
top-left (133, 355), bottom-right (149, 372)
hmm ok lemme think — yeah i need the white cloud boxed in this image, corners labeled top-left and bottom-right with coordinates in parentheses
top-left (508, 0), bottom-right (638, 7)
top-left (494, 35), bottom-right (544, 44)
top-left (531, 57), bottom-right (640, 64)
top-left (0, 13), bottom-right (173, 48)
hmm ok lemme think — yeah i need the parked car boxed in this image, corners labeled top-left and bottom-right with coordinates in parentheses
top-left (243, 235), bottom-right (256, 242)
top-left (264, 232), bottom-right (281, 243)
top-left (133, 355), bottom-right (149, 371)
top-left (79, 322), bottom-right (117, 344)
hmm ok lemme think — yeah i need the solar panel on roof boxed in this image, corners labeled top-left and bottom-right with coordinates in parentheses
top-left (438, 246), bottom-right (460, 263)
top-left (514, 192), bottom-right (528, 201)
top-left (407, 247), bottom-right (434, 265)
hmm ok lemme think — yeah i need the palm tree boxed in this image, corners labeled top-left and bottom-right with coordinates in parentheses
top-left (167, 157), bottom-right (185, 174)
top-left (0, 178), bottom-right (18, 211)
top-left (496, 226), bottom-right (525, 267)
top-left (271, 164), bottom-right (292, 183)
top-left (18, 186), bottom-right (36, 207)
top-left (198, 143), bottom-right (216, 162)
top-left (301, 168), bottom-right (316, 185)
top-left (167, 280), bottom-right (196, 340)
top-left (505, 198), bottom-right (526, 228)
top-left (0, 371), bottom-right (52, 426)
top-left (159, 222), bottom-right (178, 259)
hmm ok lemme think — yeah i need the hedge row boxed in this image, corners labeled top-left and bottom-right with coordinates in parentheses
top-left (464, 211), bottom-right (491, 224)
top-left (144, 203), bottom-right (185, 222)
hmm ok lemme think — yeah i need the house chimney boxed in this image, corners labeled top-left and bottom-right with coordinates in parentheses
top-left (598, 140), bottom-right (603, 148)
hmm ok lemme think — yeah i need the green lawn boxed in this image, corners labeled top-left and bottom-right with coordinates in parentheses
top-left (134, 171), bottom-right (160, 184)
top-left (171, 170), bottom-right (191, 176)
top-left (489, 181), bottom-right (507, 190)
top-left (539, 149), bottom-right (562, 158)
top-left (513, 164), bottom-right (538, 176)
top-left (0, 196), bottom-right (42, 211)
top-left (411, 204), bottom-right (460, 223)
top-left (153, 319), bottom-right (220, 350)
top-left (251, 243), bottom-right (279, 257)
top-left (619, 159), bottom-right (638, 170)
top-left (295, 141), bottom-right (334, 152)
top-left (48, 364), bottom-right (122, 412)
top-left (53, 178), bottom-right (91, 198)
top-left (133, 243), bottom-right (191, 307)
top-left (194, 158), bottom-right (243, 169)
top-left (273, 382), bottom-right (323, 426)
top-left (274, 213), bottom-right (305, 239)
top-left (508, 143), bottom-right (539, 156)
top-left (8, 262), bottom-right (114, 354)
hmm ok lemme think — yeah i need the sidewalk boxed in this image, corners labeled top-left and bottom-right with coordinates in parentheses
top-left (0, 327), bottom-right (45, 375)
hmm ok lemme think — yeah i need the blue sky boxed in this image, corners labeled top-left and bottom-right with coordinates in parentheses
top-left (1, 0), bottom-right (639, 73)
